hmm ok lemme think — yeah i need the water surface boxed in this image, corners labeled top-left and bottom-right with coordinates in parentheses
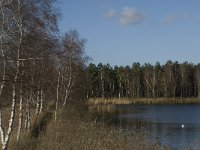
top-left (94, 104), bottom-right (200, 149)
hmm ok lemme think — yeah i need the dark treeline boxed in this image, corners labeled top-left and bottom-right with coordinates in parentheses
top-left (86, 61), bottom-right (200, 99)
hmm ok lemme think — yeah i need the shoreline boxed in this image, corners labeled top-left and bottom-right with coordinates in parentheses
top-left (88, 98), bottom-right (200, 105)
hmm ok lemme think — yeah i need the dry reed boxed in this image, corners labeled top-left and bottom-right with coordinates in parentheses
top-left (88, 98), bottom-right (200, 105)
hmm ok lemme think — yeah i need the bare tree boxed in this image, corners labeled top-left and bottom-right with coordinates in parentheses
top-left (0, 0), bottom-right (59, 148)
top-left (58, 30), bottom-right (87, 108)
top-left (0, 0), bottom-right (23, 148)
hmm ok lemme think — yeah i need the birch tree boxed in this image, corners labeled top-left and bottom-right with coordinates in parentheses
top-left (0, 0), bottom-right (23, 148)
top-left (143, 63), bottom-right (157, 97)
top-left (58, 30), bottom-right (87, 108)
top-left (0, 0), bottom-right (59, 148)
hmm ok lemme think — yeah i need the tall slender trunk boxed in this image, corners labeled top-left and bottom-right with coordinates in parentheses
top-left (25, 70), bottom-right (34, 131)
top-left (118, 76), bottom-right (122, 98)
top-left (109, 82), bottom-right (112, 98)
top-left (39, 89), bottom-right (43, 114)
top-left (126, 79), bottom-right (130, 97)
top-left (0, 111), bottom-right (5, 149)
top-left (163, 76), bottom-right (167, 98)
top-left (3, 84), bottom-right (17, 150)
top-left (112, 80), bottom-right (115, 97)
top-left (173, 87), bottom-right (176, 98)
top-left (0, 3), bottom-right (7, 147)
top-left (63, 89), bottom-right (69, 107)
top-left (181, 82), bottom-right (183, 98)
top-left (62, 59), bottom-right (73, 108)
top-left (3, 1), bottom-right (22, 148)
top-left (55, 71), bottom-right (60, 121)
top-left (137, 86), bottom-right (140, 98)
top-left (25, 95), bottom-right (30, 132)
top-left (17, 83), bottom-right (23, 141)
top-left (62, 75), bottom-right (75, 108)
top-left (17, 60), bottom-right (25, 141)
top-left (100, 70), bottom-right (104, 98)
top-left (132, 80), bottom-right (135, 98)
top-left (35, 89), bottom-right (40, 117)
top-left (152, 72), bottom-right (156, 98)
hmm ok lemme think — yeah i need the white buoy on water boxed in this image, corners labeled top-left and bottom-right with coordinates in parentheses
top-left (181, 124), bottom-right (184, 128)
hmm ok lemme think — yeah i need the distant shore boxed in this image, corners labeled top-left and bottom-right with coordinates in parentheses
top-left (88, 98), bottom-right (200, 105)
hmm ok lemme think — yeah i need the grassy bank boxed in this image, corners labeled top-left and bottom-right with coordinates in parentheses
top-left (12, 101), bottom-right (170, 150)
top-left (38, 103), bottom-right (171, 150)
top-left (88, 98), bottom-right (200, 105)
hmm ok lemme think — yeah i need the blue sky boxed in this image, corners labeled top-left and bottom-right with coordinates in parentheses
top-left (56, 0), bottom-right (200, 66)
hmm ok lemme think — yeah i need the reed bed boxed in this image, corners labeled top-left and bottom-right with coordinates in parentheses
top-left (35, 103), bottom-right (169, 150)
top-left (7, 101), bottom-right (171, 150)
top-left (88, 98), bottom-right (200, 105)
top-left (9, 100), bottom-right (198, 149)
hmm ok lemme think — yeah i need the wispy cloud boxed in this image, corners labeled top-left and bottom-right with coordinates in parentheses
top-left (163, 15), bottom-right (178, 24)
top-left (104, 7), bottom-right (144, 26)
top-left (105, 9), bottom-right (117, 18)
top-left (163, 13), bottom-right (199, 24)
top-left (119, 7), bottom-right (144, 25)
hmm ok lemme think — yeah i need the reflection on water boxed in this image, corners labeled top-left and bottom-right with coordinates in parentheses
top-left (90, 104), bottom-right (200, 149)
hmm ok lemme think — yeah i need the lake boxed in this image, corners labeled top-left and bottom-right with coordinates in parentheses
top-left (92, 104), bottom-right (200, 149)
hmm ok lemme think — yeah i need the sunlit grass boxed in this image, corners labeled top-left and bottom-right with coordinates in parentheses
top-left (88, 98), bottom-right (200, 105)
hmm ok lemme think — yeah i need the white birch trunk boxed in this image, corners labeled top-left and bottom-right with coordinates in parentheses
top-left (25, 66), bottom-right (34, 131)
top-left (17, 83), bottom-right (23, 141)
top-left (126, 78), bottom-right (130, 97)
top-left (0, 111), bottom-right (5, 149)
top-left (62, 73), bottom-right (76, 108)
top-left (118, 76), bottom-right (122, 98)
top-left (3, 84), bottom-right (17, 150)
top-left (163, 76), bottom-right (167, 97)
top-left (25, 95), bottom-right (30, 132)
top-left (3, 0), bottom-right (22, 148)
top-left (62, 89), bottom-right (70, 108)
top-left (62, 59), bottom-right (73, 108)
top-left (0, 0), bottom-right (25, 149)
top-left (25, 77), bottom-right (33, 131)
top-left (35, 90), bottom-right (40, 117)
top-left (0, 38), bottom-right (6, 96)
top-left (100, 71), bottom-right (104, 98)
top-left (152, 71), bottom-right (156, 97)
top-left (55, 71), bottom-right (60, 121)
top-left (39, 89), bottom-right (43, 114)
top-left (0, 5), bottom-right (6, 147)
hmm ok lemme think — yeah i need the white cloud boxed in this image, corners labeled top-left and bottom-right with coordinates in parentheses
top-left (119, 7), bottom-right (144, 25)
top-left (105, 9), bottom-right (117, 18)
top-left (163, 15), bottom-right (178, 24)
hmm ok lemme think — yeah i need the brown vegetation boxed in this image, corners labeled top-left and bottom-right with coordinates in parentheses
top-left (8, 102), bottom-right (171, 150)
top-left (36, 104), bottom-right (169, 150)
top-left (88, 98), bottom-right (200, 105)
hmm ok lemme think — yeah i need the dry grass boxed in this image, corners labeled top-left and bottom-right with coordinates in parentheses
top-left (88, 98), bottom-right (134, 105)
top-left (88, 98), bottom-right (200, 105)
top-left (35, 103), bottom-right (168, 150)
top-left (4, 101), bottom-right (55, 150)
top-left (0, 105), bottom-right (37, 150)
top-left (6, 101), bottom-right (172, 150)
top-left (9, 110), bottom-right (54, 150)
top-left (3, 99), bottom-right (199, 149)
